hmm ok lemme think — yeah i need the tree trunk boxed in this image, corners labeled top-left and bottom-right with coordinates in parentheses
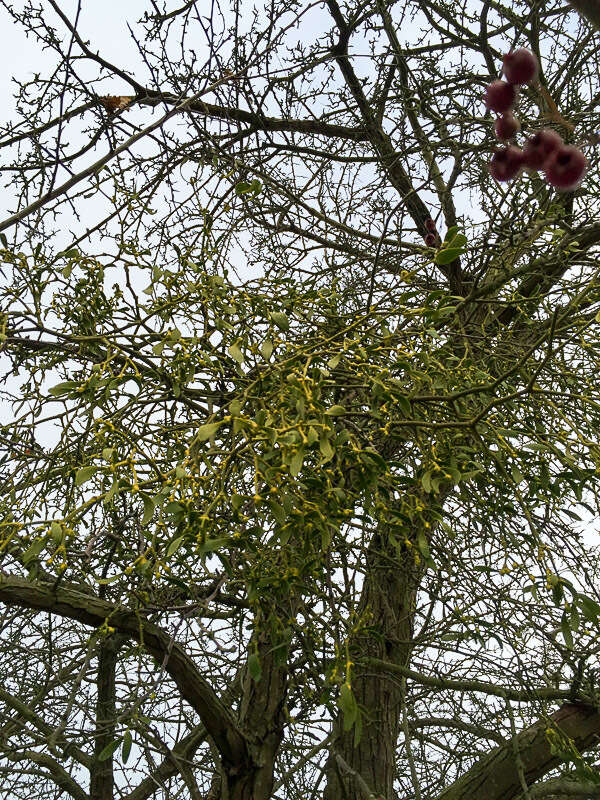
top-left (218, 613), bottom-right (291, 800)
top-left (89, 634), bottom-right (120, 800)
top-left (324, 521), bottom-right (423, 800)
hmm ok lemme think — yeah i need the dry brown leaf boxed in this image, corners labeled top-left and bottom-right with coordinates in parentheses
top-left (99, 95), bottom-right (133, 113)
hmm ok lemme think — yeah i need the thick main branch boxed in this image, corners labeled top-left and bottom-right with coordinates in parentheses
top-left (436, 702), bottom-right (600, 800)
top-left (0, 575), bottom-right (249, 769)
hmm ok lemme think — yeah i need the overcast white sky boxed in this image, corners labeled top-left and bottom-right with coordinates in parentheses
top-left (0, 1), bottom-right (149, 106)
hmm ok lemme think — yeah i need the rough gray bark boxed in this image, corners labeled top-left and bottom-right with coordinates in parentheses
top-left (435, 703), bottom-right (600, 800)
top-left (90, 635), bottom-right (120, 800)
top-left (323, 525), bottom-right (423, 800)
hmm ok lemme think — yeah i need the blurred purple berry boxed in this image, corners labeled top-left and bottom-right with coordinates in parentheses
top-left (488, 146), bottom-right (524, 182)
top-left (484, 81), bottom-right (517, 113)
top-left (502, 48), bottom-right (539, 85)
top-left (522, 129), bottom-right (563, 170)
top-left (494, 114), bottom-right (520, 141)
top-left (425, 218), bottom-right (436, 232)
top-left (424, 233), bottom-right (437, 247)
top-left (544, 145), bottom-right (587, 190)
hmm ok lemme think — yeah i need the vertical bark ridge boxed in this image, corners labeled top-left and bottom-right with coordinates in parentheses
top-left (224, 598), bottom-right (295, 800)
top-left (324, 520), bottom-right (424, 800)
top-left (90, 634), bottom-right (121, 800)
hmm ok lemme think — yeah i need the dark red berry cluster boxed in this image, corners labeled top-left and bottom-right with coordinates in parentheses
top-left (423, 217), bottom-right (440, 247)
top-left (484, 48), bottom-right (587, 190)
